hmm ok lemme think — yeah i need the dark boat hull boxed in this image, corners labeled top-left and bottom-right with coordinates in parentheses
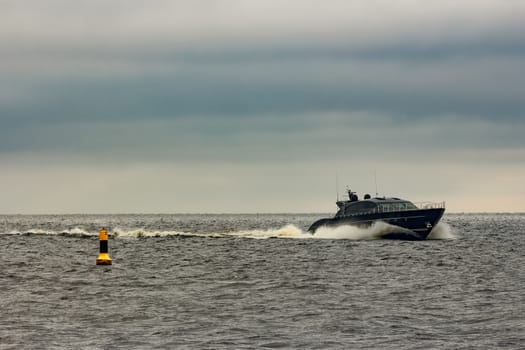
top-left (307, 208), bottom-right (445, 240)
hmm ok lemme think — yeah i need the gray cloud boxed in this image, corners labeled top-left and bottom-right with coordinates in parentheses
top-left (3, 53), bottom-right (525, 120)
top-left (2, 1), bottom-right (524, 48)
top-left (2, 114), bottom-right (523, 166)
top-left (2, 1), bottom-right (524, 128)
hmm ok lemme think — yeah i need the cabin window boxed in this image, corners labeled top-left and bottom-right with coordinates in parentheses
top-left (344, 201), bottom-right (377, 215)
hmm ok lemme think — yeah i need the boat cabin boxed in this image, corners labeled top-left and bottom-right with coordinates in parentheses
top-left (335, 190), bottom-right (418, 217)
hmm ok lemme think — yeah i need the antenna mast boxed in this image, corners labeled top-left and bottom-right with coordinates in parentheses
top-left (374, 169), bottom-right (378, 196)
top-left (336, 171), bottom-right (339, 201)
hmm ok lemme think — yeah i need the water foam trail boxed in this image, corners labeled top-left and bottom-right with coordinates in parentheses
top-left (427, 222), bottom-right (456, 240)
top-left (110, 226), bottom-right (307, 239)
top-left (112, 227), bottom-right (221, 239)
top-left (228, 224), bottom-right (307, 239)
top-left (7, 227), bottom-right (93, 237)
top-left (4, 222), bottom-right (455, 240)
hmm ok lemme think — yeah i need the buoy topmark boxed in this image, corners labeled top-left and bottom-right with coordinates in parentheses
top-left (96, 228), bottom-right (112, 265)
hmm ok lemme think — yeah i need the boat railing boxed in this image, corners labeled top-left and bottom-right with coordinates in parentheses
top-left (413, 201), bottom-right (446, 210)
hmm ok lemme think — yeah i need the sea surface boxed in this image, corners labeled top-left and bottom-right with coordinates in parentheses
top-left (0, 213), bottom-right (523, 349)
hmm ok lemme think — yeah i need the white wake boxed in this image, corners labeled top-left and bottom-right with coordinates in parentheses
top-left (5, 222), bottom-right (454, 240)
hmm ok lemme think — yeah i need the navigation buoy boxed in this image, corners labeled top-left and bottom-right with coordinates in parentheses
top-left (96, 228), bottom-right (112, 265)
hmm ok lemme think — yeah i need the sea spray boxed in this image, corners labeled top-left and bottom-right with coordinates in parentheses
top-left (312, 221), bottom-right (413, 240)
top-left (313, 224), bottom-right (380, 240)
top-left (427, 221), bottom-right (455, 240)
top-left (214, 221), bottom-right (417, 240)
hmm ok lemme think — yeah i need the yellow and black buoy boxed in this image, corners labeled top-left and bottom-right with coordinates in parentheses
top-left (96, 228), bottom-right (112, 265)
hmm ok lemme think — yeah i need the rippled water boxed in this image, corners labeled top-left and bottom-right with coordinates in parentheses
top-left (1, 214), bottom-right (523, 349)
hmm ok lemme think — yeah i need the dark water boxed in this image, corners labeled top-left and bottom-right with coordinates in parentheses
top-left (1, 214), bottom-right (523, 349)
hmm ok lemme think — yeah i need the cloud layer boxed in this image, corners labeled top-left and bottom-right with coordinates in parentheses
top-left (1, 1), bottom-right (524, 213)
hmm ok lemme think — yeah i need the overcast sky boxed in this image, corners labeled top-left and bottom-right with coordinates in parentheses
top-left (1, 0), bottom-right (524, 213)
